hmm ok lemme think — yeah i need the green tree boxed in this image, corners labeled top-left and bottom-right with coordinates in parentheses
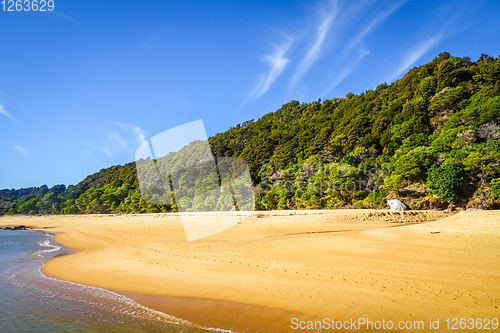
top-left (426, 164), bottom-right (464, 204)
top-left (491, 178), bottom-right (500, 198)
top-left (18, 198), bottom-right (39, 215)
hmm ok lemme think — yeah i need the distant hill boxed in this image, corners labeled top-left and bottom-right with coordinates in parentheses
top-left (2, 52), bottom-right (500, 215)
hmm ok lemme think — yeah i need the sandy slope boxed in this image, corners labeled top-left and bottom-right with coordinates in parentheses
top-left (1, 210), bottom-right (498, 332)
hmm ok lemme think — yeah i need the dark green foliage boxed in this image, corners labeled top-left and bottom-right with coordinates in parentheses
top-left (426, 164), bottom-right (464, 204)
top-left (2, 52), bottom-right (500, 214)
top-left (491, 178), bottom-right (500, 198)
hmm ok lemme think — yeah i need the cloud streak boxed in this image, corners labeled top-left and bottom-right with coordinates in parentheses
top-left (322, 49), bottom-right (370, 97)
top-left (389, 34), bottom-right (442, 82)
top-left (90, 122), bottom-right (149, 159)
top-left (100, 148), bottom-right (112, 157)
top-left (109, 133), bottom-right (128, 149)
top-left (84, 123), bottom-right (147, 159)
top-left (0, 105), bottom-right (16, 122)
top-left (132, 125), bottom-right (147, 144)
top-left (50, 11), bottom-right (75, 22)
top-left (113, 122), bottom-right (147, 145)
top-left (345, 0), bottom-right (408, 55)
top-left (243, 37), bottom-right (294, 105)
top-left (291, 1), bottom-right (338, 86)
top-left (14, 145), bottom-right (28, 155)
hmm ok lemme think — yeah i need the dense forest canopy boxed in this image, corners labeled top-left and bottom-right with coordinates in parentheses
top-left (2, 52), bottom-right (500, 215)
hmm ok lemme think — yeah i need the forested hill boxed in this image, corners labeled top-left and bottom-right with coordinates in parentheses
top-left (2, 52), bottom-right (500, 215)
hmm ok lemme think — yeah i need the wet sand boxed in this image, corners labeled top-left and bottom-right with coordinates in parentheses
top-left (1, 210), bottom-right (498, 332)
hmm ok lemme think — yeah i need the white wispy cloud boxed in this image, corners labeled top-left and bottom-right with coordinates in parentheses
top-left (50, 11), bottom-right (75, 22)
top-left (345, 0), bottom-right (408, 55)
top-left (109, 133), bottom-right (128, 149)
top-left (84, 149), bottom-right (99, 160)
top-left (291, 1), bottom-right (339, 86)
top-left (100, 148), bottom-right (113, 157)
top-left (0, 105), bottom-right (15, 122)
top-left (322, 49), bottom-right (370, 97)
top-left (84, 122), bottom-right (149, 159)
top-left (316, 1), bottom-right (406, 98)
top-left (14, 145), bottom-right (27, 155)
top-left (243, 37), bottom-right (294, 105)
top-left (389, 34), bottom-right (442, 82)
top-left (113, 122), bottom-right (147, 145)
top-left (84, 123), bottom-right (147, 159)
top-left (132, 125), bottom-right (147, 144)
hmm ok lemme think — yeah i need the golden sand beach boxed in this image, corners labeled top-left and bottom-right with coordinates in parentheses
top-left (1, 210), bottom-right (499, 332)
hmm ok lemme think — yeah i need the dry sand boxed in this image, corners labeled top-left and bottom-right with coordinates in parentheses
top-left (1, 210), bottom-right (499, 332)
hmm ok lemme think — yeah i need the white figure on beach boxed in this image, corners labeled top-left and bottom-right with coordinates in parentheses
top-left (387, 199), bottom-right (408, 211)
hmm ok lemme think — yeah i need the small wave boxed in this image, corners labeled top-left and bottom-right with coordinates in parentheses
top-left (34, 238), bottom-right (61, 258)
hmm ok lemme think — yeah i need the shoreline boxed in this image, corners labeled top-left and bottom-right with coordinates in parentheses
top-left (4, 226), bottom-right (330, 332)
top-left (34, 231), bottom-right (376, 333)
top-left (111, 291), bottom-right (320, 333)
top-left (33, 211), bottom-right (333, 333)
top-left (33, 231), bottom-right (236, 333)
top-left (1, 210), bottom-right (499, 332)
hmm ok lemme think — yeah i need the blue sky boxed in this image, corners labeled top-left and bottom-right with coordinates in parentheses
top-left (1, 0), bottom-right (499, 189)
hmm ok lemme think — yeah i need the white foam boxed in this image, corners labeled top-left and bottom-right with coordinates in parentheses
top-left (34, 237), bottom-right (61, 258)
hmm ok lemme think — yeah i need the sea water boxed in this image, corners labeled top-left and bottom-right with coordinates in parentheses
top-left (0, 230), bottom-right (230, 333)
